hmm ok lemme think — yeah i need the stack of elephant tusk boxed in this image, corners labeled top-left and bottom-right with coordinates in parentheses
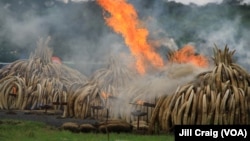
top-left (2, 36), bottom-right (249, 134)
top-left (149, 45), bottom-right (250, 133)
top-left (65, 55), bottom-right (138, 119)
top-left (0, 37), bottom-right (87, 116)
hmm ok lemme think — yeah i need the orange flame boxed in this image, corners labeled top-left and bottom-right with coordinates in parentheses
top-left (12, 86), bottom-right (17, 94)
top-left (101, 92), bottom-right (109, 99)
top-left (97, 0), bottom-right (164, 74)
top-left (171, 45), bottom-right (208, 67)
top-left (136, 100), bottom-right (145, 105)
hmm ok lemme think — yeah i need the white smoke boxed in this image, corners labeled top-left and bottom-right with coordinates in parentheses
top-left (241, 0), bottom-right (250, 4)
top-left (56, 0), bottom-right (95, 3)
top-left (197, 17), bottom-right (250, 70)
top-left (0, 1), bottom-right (127, 76)
top-left (2, 0), bottom-right (250, 75)
top-left (167, 0), bottom-right (223, 6)
top-left (72, 0), bottom-right (95, 2)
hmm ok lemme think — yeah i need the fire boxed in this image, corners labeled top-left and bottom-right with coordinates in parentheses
top-left (11, 86), bottom-right (17, 94)
top-left (136, 100), bottom-right (145, 105)
top-left (170, 45), bottom-right (208, 67)
top-left (101, 92), bottom-right (109, 99)
top-left (97, 0), bottom-right (164, 74)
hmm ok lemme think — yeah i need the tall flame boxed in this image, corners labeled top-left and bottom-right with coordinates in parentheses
top-left (97, 0), bottom-right (164, 74)
top-left (171, 45), bottom-right (208, 67)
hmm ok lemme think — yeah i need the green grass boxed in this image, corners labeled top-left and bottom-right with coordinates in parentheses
top-left (0, 119), bottom-right (174, 141)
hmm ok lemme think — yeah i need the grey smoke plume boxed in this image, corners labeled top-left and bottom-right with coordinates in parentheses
top-left (0, 0), bottom-right (129, 76)
top-left (168, 0), bottom-right (223, 6)
top-left (57, 0), bottom-right (95, 3)
top-left (2, 0), bottom-right (250, 121)
top-left (197, 16), bottom-right (250, 70)
top-left (130, 0), bottom-right (250, 71)
top-left (1, 0), bottom-right (250, 75)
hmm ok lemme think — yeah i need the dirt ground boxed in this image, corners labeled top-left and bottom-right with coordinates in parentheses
top-left (0, 109), bottom-right (99, 128)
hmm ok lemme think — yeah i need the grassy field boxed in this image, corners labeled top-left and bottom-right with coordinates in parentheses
top-left (0, 119), bottom-right (174, 141)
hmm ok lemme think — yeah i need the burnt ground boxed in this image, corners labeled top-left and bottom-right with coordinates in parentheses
top-left (0, 109), bottom-right (99, 128)
top-left (0, 110), bottom-right (161, 135)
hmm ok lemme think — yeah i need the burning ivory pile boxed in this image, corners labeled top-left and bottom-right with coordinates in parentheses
top-left (149, 46), bottom-right (250, 133)
top-left (1, 37), bottom-right (250, 134)
top-left (0, 37), bottom-right (87, 115)
top-left (65, 55), bottom-right (138, 119)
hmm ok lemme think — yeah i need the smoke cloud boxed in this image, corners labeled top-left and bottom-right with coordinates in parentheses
top-left (130, 0), bottom-right (250, 71)
top-left (0, 0), bottom-right (131, 76)
top-left (168, 0), bottom-right (223, 6)
top-left (1, 0), bottom-right (250, 75)
top-left (2, 0), bottom-right (250, 120)
top-left (57, 0), bottom-right (96, 3)
top-left (108, 0), bottom-right (250, 117)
